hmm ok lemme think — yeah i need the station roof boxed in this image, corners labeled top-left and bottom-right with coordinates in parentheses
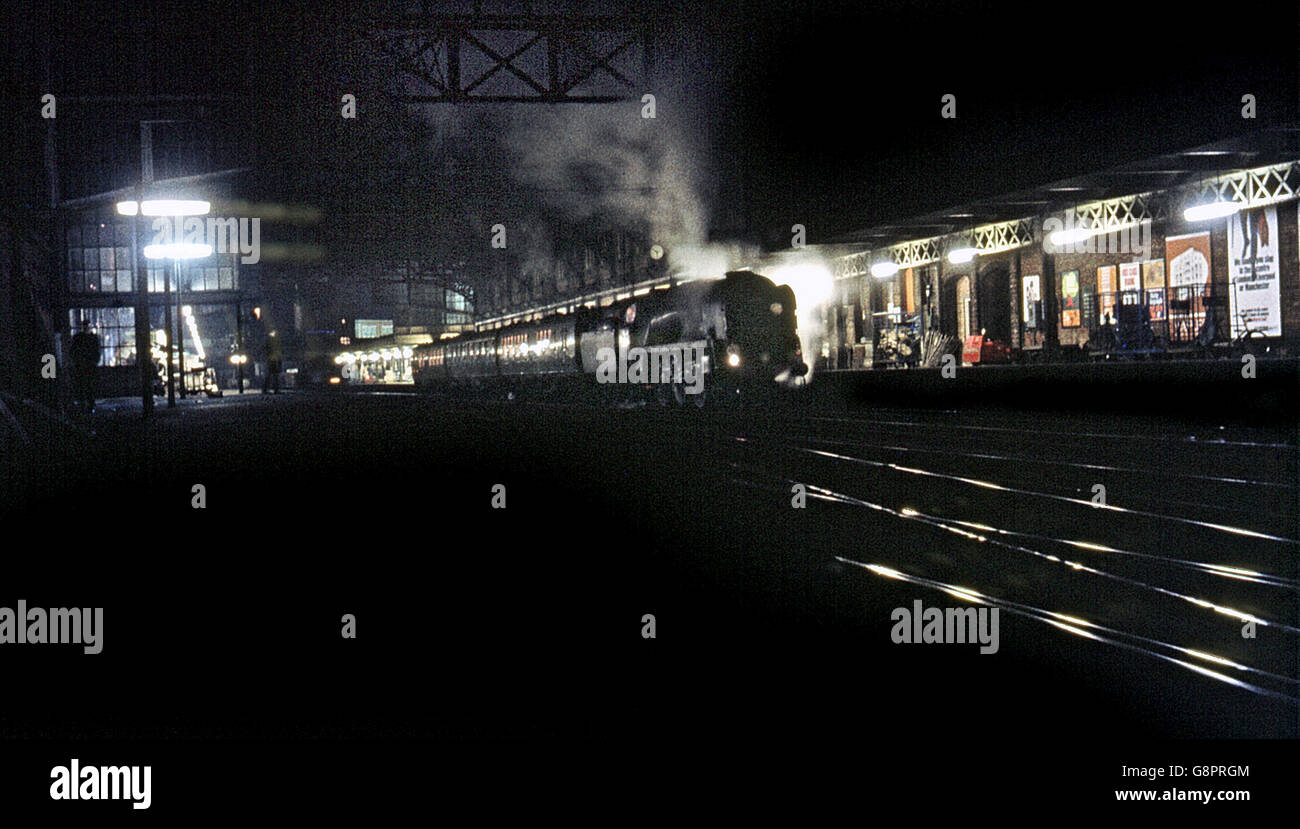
top-left (824, 123), bottom-right (1300, 252)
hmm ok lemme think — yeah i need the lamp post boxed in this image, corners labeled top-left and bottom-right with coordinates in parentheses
top-left (175, 259), bottom-right (186, 398)
top-left (229, 353), bottom-right (248, 389)
top-left (235, 301), bottom-right (245, 393)
top-left (146, 242), bottom-right (212, 406)
top-left (116, 198), bottom-right (211, 409)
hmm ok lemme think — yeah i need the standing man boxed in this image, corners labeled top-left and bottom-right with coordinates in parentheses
top-left (263, 329), bottom-right (283, 394)
top-left (70, 320), bottom-right (101, 412)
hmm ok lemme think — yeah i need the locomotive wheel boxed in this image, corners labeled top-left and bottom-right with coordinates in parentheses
top-left (671, 343), bottom-right (711, 409)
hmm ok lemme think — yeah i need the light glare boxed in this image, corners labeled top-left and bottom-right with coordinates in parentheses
top-left (116, 199), bottom-right (211, 217)
top-left (143, 243), bottom-right (212, 260)
top-left (1183, 201), bottom-right (1242, 222)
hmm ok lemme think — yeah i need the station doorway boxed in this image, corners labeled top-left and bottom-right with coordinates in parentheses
top-left (977, 263), bottom-right (1011, 343)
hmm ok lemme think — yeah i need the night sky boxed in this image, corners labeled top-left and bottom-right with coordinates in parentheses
top-left (713, 0), bottom-right (1299, 239)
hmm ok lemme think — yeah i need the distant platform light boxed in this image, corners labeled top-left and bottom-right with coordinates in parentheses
top-left (1184, 201), bottom-right (1242, 222)
top-left (143, 242), bottom-right (212, 260)
top-left (947, 247), bottom-right (977, 264)
top-left (1048, 227), bottom-right (1097, 247)
top-left (871, 261), bottom-right (899, 279)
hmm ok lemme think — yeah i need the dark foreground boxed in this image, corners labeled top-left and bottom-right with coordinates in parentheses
top-left (0, 387), bottom-right (1296, 813)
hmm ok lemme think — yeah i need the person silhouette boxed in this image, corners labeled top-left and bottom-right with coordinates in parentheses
top-left (70, 320), bottom-right (101, 412)
top-left (263, 330), bottom-right (283, 394)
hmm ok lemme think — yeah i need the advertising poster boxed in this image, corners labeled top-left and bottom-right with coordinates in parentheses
top-left (1165, 231), bottom-right (1212, 291)
top-left (1060, 270), bottom-right (1080, 327)
top-left (1227, 206), bottom-right (1281, 337)
top-left (1119, 261), bottom-right (1141, 292)
top-left (1022, 274), bottom-right (1040, 328)
top-left (1142, 260), bottom-right (1166, 321)
top-left (1097, 265), bottom-right (1117, 324)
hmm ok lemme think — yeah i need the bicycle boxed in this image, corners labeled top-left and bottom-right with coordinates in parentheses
top-left (1230, 310), bottom-right (1267, 359)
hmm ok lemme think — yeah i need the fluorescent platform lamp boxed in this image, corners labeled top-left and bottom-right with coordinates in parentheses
top-left (116, 199), bottom-right (211, 217)
top-left (1183, 201), bottom-right (1242, 222)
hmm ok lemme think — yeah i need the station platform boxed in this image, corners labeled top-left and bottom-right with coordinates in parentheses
top-left (807, 357), bottom-right (1300, 420)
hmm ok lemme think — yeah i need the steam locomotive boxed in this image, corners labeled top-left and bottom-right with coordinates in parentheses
top-left (412, 270), bottom-right (807, 407)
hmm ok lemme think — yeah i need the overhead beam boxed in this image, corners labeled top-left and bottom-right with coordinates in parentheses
top-left (362, 13), bottom-right (651, 104)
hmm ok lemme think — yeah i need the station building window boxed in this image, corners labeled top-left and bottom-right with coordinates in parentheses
top-left (67, 217), bottom-right (133, 294)
top-left (69, 307), bottom-right (136, 366)
top-left (180, 263), bottom-right (237, 292)
top-left (66, 207), bottom-right (241, 297)
top-left (446, 289), bottom-right (472, 325)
